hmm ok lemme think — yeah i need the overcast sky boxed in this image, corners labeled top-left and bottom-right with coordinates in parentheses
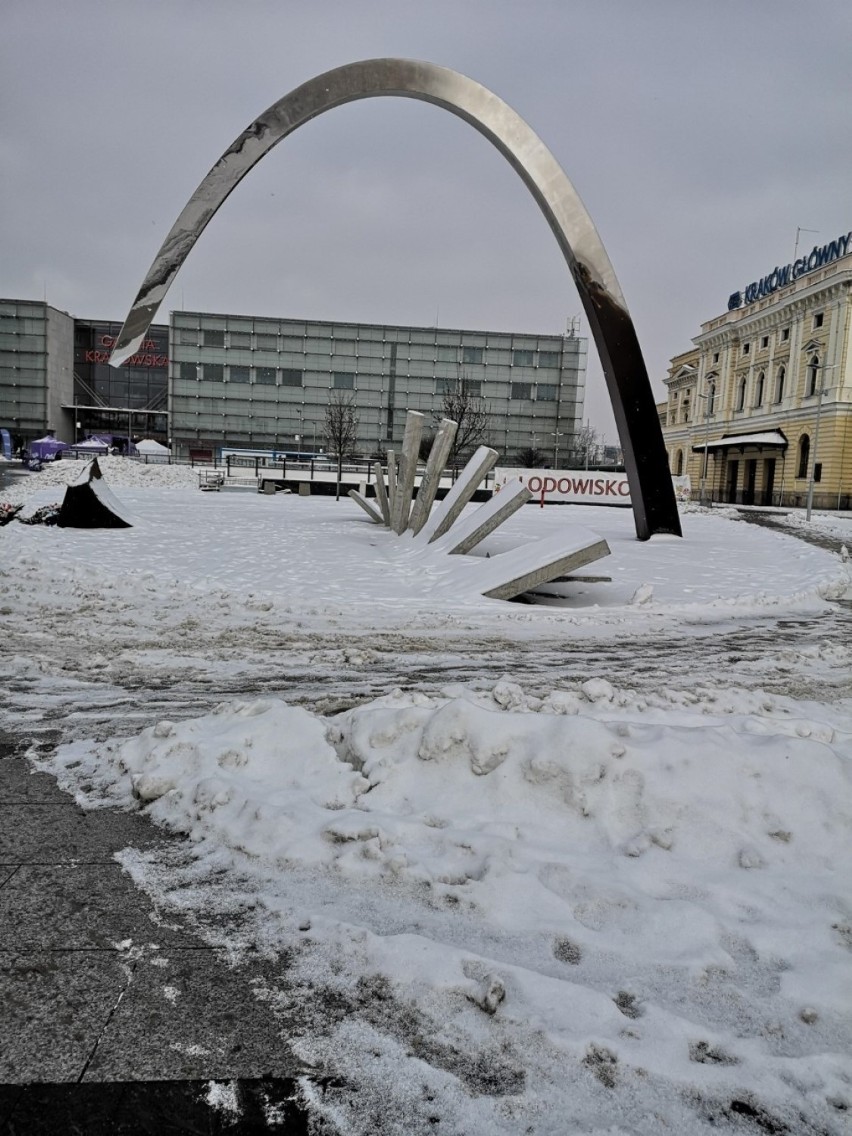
top-left (3, 0), bottom-right (850, 441)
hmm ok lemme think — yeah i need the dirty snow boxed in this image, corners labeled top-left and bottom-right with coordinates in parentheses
top-left (3, 460), bottom-right (852, 1134)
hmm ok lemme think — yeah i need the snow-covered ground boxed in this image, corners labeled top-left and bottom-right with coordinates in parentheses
top-left (2, 459), bottom-right (852, 1134)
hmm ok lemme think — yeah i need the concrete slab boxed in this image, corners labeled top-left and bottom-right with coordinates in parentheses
top-left (474, 528), bottom-right (611, 601)
top-left (0, 802), bottom-right (167, 864)
top-left (408, 418), bottom-right (458, 536)
top-left (0, 756), bottom-right (69, 803)
top-left (82, 948), bottom-right (301, 1082)
top-left (430, 479), bottom-right (532, 555)
top-left (0, 950), bottom-right (130, 1081)
top-left (371, 461), bottom-right (390, 525)
top-left (415, 446), bottom-right (499, 544)
top-left (0, 863), bottom-right (194, 951)
top-left (391, 411), bottom-right (424, 533)
top-left (348, 489), bottom-right (383, 524)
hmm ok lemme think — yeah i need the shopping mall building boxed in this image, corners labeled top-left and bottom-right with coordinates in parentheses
top-left (661, 228), bottom-right (852, 509)
top-left (0, 300), bottom-right (586, 464)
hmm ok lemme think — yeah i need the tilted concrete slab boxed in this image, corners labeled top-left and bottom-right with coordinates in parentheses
top-left (408, 418), bottom-right (458, 536)
top-left (348, 489), bottom-right (384, 524)
top-left (430, 479), bottom-right (532, 555)
top-left (392, 411), bottom-right (425, 533)
top-left (473, 527), bottom-right (611, 601)
top-left (371, 461), bottom-right (390, 525)
top-left (415, 445), bottom-right (499, 544)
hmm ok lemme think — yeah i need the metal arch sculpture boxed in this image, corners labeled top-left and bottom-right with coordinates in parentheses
top-left (109, 58), bottom-right (681, 540)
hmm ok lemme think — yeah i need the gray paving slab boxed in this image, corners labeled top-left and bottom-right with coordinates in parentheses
top-left (82, 947), bottom-right (302, 1082)
top-left (0, 866), bottom-right (20, 890)
top-left (0, 863), bottom-right (196, 951)
top-left (0, 950), bottom-right (130, 1082)
top-left (0, 755), bottom-right (71, 803)
top-left (0, 801), bottom-right (166, 864)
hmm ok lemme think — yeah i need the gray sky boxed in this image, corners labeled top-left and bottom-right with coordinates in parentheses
top-left (3, 0), bottom-right (850, 442)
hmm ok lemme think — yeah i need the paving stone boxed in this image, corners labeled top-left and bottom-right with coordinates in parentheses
top-left (0, 755), bottom-right (70, 803)
top-left (82, 948), bottom-right (301, 1083)
top-left (0, 950), bottom-right (128, 1081)
top-left (0, 863), bottom-right (196, 951)
top-left (0, 802), bottom-right (167, 865)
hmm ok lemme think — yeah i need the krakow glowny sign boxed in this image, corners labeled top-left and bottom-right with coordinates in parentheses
top-left (728, 229), bottom-right (852, 311)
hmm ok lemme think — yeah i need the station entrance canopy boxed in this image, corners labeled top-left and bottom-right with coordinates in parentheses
top-left (692, 431), bottom-right (788, 454)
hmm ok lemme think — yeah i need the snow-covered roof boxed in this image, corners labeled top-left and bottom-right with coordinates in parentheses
top-left (692, 430), bottom-right (788, 453)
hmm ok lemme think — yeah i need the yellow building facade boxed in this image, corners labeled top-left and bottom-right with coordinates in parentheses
top-left (661, 230), bottom-right (852, 509)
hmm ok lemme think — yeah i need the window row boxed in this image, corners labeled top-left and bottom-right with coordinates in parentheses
top-left (178, 329), bottom-right (563, 367)
top-left (736, 317), bottom-right (825, 359)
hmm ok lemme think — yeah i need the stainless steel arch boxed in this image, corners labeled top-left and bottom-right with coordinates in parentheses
top-left (109, 58), bottom-right (680, 539)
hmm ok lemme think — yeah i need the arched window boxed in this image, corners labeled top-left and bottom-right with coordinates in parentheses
top-left (702, 375), bottom-right (717, 416)
top-left (774, 365), bottom-right (785, 404)
top-left (736, 378), bottom-right (746, 411)
top-left (675, 449), bottom-right (684, 476)
top-left (797, 434), bottom-right (810, 479)
top-left (807, 355), bottom-right (820, 397)
top-left (755, 371), bottom-right (765, 407)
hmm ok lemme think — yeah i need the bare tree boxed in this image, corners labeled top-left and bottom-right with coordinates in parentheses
top-left (437, 374), bottom-right (490, 473)
top-left (514, 446), bottom-right (548, 468)
top-left (566, 423), bottom-right (599, 469)
top-left (323, 392), bottom-right (359, 500)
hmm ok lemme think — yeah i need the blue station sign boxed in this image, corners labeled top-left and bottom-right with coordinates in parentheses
top-left (728, 230), bottom-right (852, 310)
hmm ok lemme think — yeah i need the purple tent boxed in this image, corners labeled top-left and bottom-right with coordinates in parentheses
top-left (29, 435), bottom-right (69, 460)
top-left (69, 436), bottom-right (111, 453)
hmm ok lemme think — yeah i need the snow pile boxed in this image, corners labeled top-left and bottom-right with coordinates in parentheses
top-left (45, 681), bottom-right (852, 1133)
top-left (0, 456), bottom-right (199, 506)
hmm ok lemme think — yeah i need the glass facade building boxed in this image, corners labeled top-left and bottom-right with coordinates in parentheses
top-left (170, 311), bottom-right (586, 461)
top-left (73, 320), bottom-right (169, 447)
top-left (0, 299), bottom-right (74, 450)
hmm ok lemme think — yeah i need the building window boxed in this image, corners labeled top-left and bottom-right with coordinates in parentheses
top-left (255, 367), bottom-right (277, 385)
top-left (538, 351), bottom-right (560, 368)
top-left (536, 384), bottom-right (558, 401)
top-left (741, 342), bottom-right (750, 356)
top-left (178, 330), bottom-right (198, 346)
top-left (436, 378), bottom-right (454, 395)
top-left (255, 334), bottom-right (278, 351)
top-left (760, 336), bottom-right (769, 349)
top-left (754, 371), bottom-right (765, 406)
top-left (437, 346), bottom-right (457, 362)
top-left (203, 329), bottom-right (225, 348)
top-left (204, 363), bottom-right (224, 382)
top-left (229, 365), bottom-right (250, 383)
top-left (797, 434), bottom-right (810, 479)
top-left (280, 368), bottom-right (303, 387)
top-left (462, 379), bottom-right (482, 396)
top-left (813, 312), bottom-right (824, 329)
top-left (706, 381), bottom-right (716, 416)
top-left (512, 349), bottom-right (534, 366)
top-left (712, 352), bottom-right (719, 363)
top-left (806, 355), bottom-right (820, 397)
top-left (774, 365), bottom-right (785, 403)
top-left (781, 328), bottom-right (790, 341)
top-left (814, 462), bottom-right (822, 483)
top-left (674, 450), bottom-right (684, 476)
top-left (511, 382), bottom-right (532, 399)
top-left (682, 399), bottom-right (690, 423)
top-left (462, 346), bottom-right (483, 364)
top-left (228, 332), bottom-right (251, 348)
top-left (736, 378), bottom-right (746, 411)
top-left (179, 362), bottom-right (199, 381)
top-left (333, 372), bottom-right (355, 390)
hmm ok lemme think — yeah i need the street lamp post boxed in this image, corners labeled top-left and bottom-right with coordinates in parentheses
top-left (551, 430), bottom-right (564, 469)
top-left (805, 364), bottom-right (836, 521)
top-left (697, 385), bottom-right (714, 505)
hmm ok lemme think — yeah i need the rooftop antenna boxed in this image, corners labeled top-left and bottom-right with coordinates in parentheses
top-left (565, 314), bottom-right (581, 338)
top-left (794, 227), bottom-right (819, 262)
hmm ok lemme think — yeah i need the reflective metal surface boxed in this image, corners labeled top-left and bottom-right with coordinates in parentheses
top-left (109, 58), bottom-right (680, 539)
